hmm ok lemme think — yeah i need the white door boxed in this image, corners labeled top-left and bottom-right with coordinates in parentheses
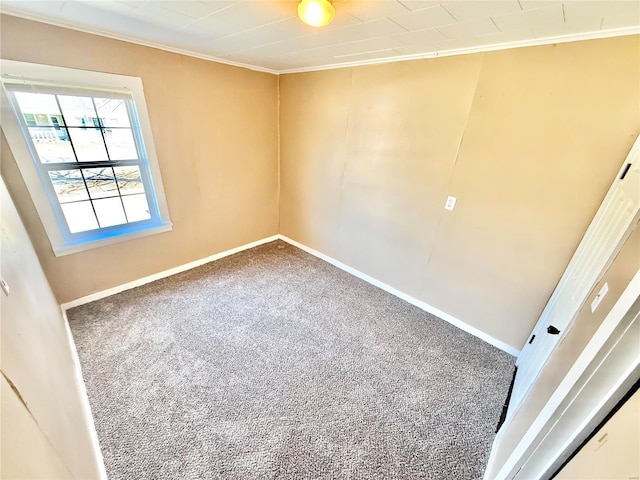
top-left (509, 135), bottom-right (640, 415)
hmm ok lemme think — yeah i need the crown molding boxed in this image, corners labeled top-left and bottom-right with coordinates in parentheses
top-left (278, 26), bottom-right (640, 74)
top-left (0, 9), bottom-right (279, 75)
top-left (1, 9), bottom-right (638, 76)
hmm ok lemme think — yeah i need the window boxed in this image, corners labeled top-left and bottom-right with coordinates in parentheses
top-left (1, 60), bottom-right (171, 256)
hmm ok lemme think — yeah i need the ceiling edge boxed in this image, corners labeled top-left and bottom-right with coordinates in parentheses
top-left (0, 9), bottom-right (280, 75)
top-left (1, 9), bottom-right (638, 76)
top-left (279, 26), bottom-right (640, 74)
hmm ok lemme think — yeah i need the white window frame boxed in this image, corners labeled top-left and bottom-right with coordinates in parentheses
top-left (1, 59), bottom-right (172, 256)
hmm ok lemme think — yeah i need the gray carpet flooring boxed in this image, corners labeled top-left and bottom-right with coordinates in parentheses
top-left (68, 240), bottom-right (514, 479)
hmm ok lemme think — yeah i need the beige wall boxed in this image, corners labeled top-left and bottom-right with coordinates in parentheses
top-left (556, 389), bottom-right (640, 480)
top-left (279, 35), bottom-right (640, 350)
top-left (1, 16), bottom-right (638, 349)
top-left (1, 177), bottom-right (103, 479)
top-left (486, 220), bottom-right (640, 477)
top-left (1, 12), bottom-right (639, 480)
top-left (0, 14), bottom-right (279, 304)
top-left (1, 375), bottom-right (75, 479)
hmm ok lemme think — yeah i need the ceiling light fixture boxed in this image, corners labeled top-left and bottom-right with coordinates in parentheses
top-left (297, 0), bottom-right (335, 28)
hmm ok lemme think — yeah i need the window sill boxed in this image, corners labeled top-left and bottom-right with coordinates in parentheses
top-left (52, 222), bottom-right (173, 257)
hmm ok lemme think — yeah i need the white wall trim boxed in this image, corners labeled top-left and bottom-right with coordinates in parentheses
top-left (276, 235), bottom-right (520, 356)
top-left (490, 267), bottom-right (640, 480)
top-left (278, 27), bottom-right (640, 74)
top-left (61, 232), bottom-right (519, 356)
top-left (60, 308), bottom-right (108, 480)
top-left (60, 235), bottom-right (280, 310)
top-left (1, 59), bottom-right (174, 256)
top-left (2, 8), bottom-right (638, 76)
top-left (0, 9), bottom-right (279, 75)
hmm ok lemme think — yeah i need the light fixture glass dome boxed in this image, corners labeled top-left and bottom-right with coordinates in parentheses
top-left (298, 0), bottom-right (335, 28)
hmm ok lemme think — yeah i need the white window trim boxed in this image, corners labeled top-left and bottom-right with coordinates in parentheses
top-left (0, 59), bottom-right (172, 256)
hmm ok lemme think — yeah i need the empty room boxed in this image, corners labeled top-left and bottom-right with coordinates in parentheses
top-left (1, 1), bottom-right (639, 479)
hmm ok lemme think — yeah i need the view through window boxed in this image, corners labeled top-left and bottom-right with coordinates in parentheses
top-left (1, 60), bottom-right (171, 256)
top-left (8, 90), bottom-right (154, 234)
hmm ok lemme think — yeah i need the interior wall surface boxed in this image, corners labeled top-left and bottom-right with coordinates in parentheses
top-left (0, 14), bottom-right (280, 304)
top-left (1, 176), bottom-right (103, 479)
top-left (279, 35), bottom-right (640, 350)
top-left (555, 389), bottom-right (640, 480)
top-left (485, 220), bottom-right (640, 478)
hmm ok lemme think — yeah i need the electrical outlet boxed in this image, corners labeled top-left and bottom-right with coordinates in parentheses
top-left (445, 196), bottom-right (457, 211)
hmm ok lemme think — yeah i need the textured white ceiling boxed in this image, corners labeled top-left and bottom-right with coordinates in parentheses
top-left (2, 1), bottom-right (639, 73)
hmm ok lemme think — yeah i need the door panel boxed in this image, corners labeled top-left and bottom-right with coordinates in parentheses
top-left (510, 136), bottom-right (640, 414)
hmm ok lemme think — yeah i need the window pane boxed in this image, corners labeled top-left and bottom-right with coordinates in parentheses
top-left (114, 166), bottom-right (145, 195)
top-left (58, 95), bottom-right (98, 127)
top-left (24, 113), bottom-right (37, 126)
top-left (67, 128), bottom-right (109, 161)
top-left (122, 194), bottom-right (151, 222)
top-left (28, 127), bottom-right (75, 163)
top-left (61, 201), bottom-right (99, 233)
top-left (94, 98), bottom-right (131, 128)
top-left (48, 170), bottom-right (89, 203)
top-left (14, 92), bottom-right (65, 125)
top-left (104, 128), bottom-right (138, 160)
top-left (35, 114), bottom-right (50, 125)
top-left (93, 197), bottom-right (127, 227)
top-left (83, 168), bottom-right (118, 199)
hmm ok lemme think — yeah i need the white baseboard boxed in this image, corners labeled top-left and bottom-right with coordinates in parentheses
top-left (61, 232), bottom-right (520, 356)
top-left (60, 308), bottom-right (108, 480)
top-left (61, 235), bottom-right (280, 311)
top-left (277, 234), bottom-right (520, 357)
